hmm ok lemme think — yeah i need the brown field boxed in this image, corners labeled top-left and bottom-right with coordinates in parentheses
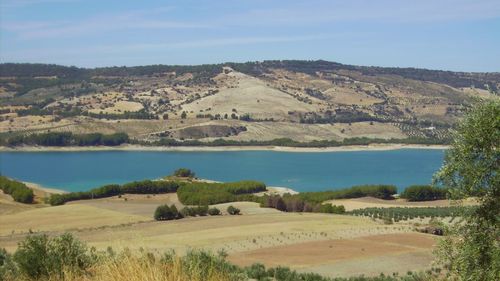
top-left (229, 233), bottom-right (436, 277)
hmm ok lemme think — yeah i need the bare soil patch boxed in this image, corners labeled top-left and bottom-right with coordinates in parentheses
top-left (229, 233), bottom-right (436, 277)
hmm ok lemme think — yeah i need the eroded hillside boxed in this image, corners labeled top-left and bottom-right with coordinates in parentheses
top-left (1, 61), bottom-right (498, 144)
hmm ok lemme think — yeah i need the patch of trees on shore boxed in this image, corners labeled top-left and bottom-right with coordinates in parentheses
top-left (400, 185), bottom-right (448, 201)
top-left (176, 181), bottom-right (267, 205)
top-left (48, 180), bottom-right (179, 205)
top-left (297, 185), bottom-right (398, 204)
top-left (255, 185), bottom-right (398, 214)
top-left (0, 176), bottom-right (34, 203)
top-left (2, 132), bottom-right (129, 146)
top-left (1, 131), bottom-right (451, 147)
top-left (153, 136), bottom-right (450, 147)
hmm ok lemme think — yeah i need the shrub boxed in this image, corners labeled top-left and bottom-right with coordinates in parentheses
top-left (208, 207), bottom-right (221, 216)
top-left (173, 168), bottom-right (195, 178)
top-left (180, 205), bottom-right (209, 217)
top-left (227, 205), bottom-right (240, 215)
top-left (400, 185), bottom-right (448, 201)
top-left (0, 176), bottom-right (34, 203)
top-left (12, 233), bottom-right (94, 280)
top-left (154, 204), bottom-right (183, 221)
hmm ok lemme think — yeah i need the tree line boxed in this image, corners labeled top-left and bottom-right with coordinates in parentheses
top-left (296, 185), bottom-right (398, 204)
top-left (176, 181), bottom-right (267, 205)
top-left (48, 180), bottom-right (180, 205)
top-left (154, 205), bottom-right (237, 221)
top-left (1, 132), bottom-right (451, 147)
top-left (2, 132), bottom-right (129, 146)
top-left (0, 176), bottom-right (34, 203)
top-left (400, 185), bottom-right (448, 201)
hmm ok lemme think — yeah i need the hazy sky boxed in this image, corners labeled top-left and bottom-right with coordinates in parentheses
top-left (1, 0), bottom-right (499, 71)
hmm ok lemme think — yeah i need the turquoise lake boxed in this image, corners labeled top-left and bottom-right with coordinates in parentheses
top-left (0, 149), bottom-right (445, 192)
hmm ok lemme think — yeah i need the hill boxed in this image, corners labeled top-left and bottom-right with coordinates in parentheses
top-left (1, 60), bottom-right (499, 144)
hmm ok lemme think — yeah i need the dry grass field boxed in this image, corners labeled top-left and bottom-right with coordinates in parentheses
top-left (181, 71), bottom-right (318, 120)
top-left (0, 189), bottom-right (442, 278)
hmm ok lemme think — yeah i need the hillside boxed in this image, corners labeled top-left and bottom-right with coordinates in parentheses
top-left (1, 60), bottom-right (499, 144)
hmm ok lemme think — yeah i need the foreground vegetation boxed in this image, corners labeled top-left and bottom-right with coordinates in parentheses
top-left (0, 233), bottom-right (438, 281)
top-left (433, 100), bottom-right (499, 280)
top-left (0, 176), bottom-right (34, 203)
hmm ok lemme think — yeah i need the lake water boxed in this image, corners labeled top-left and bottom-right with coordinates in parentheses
top-left (0, 149), bottom-right (445, 192)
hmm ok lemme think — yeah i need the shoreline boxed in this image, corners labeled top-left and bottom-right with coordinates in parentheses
top-left (0, 143), bottom-right (448, 153)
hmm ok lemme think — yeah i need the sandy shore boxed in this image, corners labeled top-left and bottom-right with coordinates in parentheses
top-left (0, 143), bottom-right (448, 153)
top-left (23, 181), bottom-right (67, 195)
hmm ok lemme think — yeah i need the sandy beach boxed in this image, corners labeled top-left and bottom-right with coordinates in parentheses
top-left (0, 143), bottom-right (448, 153)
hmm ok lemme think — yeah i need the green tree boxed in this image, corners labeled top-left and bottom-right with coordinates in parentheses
top-left (433, 100), bottom-right (500, 280)
top-left (154, 204), bottom-right (182, 221)
top-left (173, 168), bottom-right (195, 178)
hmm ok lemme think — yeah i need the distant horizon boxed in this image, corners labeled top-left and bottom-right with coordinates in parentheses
top-left (1, 0), bottom-right (499, 72)
top-left (1, 59), bottom-right (499, 74)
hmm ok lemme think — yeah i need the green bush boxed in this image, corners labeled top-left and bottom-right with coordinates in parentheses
top-left (400, 185), bottom-right (448, 201)
top-left (208, 207), bottom-right (221, 216)
top-left (12, 233), bottom-right (94, 280)
top-left (227, 205), bottom-right (240, 215)
top-left (180, 205), bottom-right (210, 217)
top-left (0, 176), bottom-right (34, 203)
top-left (154, 204), bottom-right (183, 221)
top-left (177, 181), bottom-right (266, 205)
top-left (173, 168), bottom-right (196, 178)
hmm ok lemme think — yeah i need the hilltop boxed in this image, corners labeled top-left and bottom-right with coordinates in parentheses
top-left (1, 60), bottom-right (499, 144)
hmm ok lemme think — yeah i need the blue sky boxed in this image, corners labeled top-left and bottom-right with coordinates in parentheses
top-left (1, 0), bottom-right (499, 71)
